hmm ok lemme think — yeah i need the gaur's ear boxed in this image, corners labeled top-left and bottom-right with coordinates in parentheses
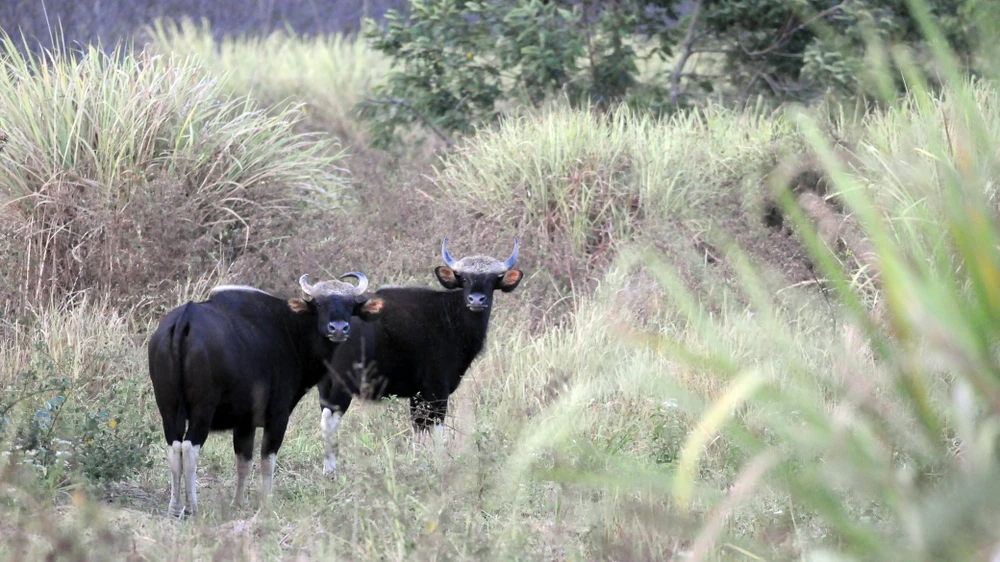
top-left (287, 298), bottom-right (311, 314)
top-left (498, 269), bottom-right (522, 293)
top-left (356, 296), bottom-right (384, 320)
top-left (435, 266), bottom-right (461, 290)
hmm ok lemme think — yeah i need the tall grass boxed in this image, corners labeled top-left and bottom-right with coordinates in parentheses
top-left (437, 103), bottom-right (794, 261)
top-left (147, 19), bottom-right (392, 139)
top-left (454, 85), bottom-right (1000, 557)
top-left (0, 32), bottom-right (345, 305)
top-left (0, 294), bottom-right (159, 489)
top-left (4, 79), bottom-right (999, 562)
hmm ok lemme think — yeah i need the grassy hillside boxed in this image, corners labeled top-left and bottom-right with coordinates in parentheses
top-left (2, 20), bottom-right (1000, 562)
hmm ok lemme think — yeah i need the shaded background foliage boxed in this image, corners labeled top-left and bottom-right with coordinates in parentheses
top-left (355, 0), bottom-right (989, 146)
top-left (2, 0), bottom-right (985, 120)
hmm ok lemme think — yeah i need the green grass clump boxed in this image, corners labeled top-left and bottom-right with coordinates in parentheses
top-left (147, 19), bottom-right (391, 139)
top-left (0, 33), bottom-right (345, 305)
top-left (437, 103), bottom-right (793, 260)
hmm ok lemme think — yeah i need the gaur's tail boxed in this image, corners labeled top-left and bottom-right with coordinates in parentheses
top-left (170, 303), bottom-right (194, 426)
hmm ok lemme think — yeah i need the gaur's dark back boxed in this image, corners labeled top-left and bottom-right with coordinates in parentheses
top-left (150, 290), bottom-right (319, 389)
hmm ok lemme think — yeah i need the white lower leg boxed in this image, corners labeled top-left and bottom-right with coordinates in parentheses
top-left (412, 427), bottom-right (427, 452)
top-left (320, 408), bottom-right (341, 476)
top-left (261, 453), bottom-right (276, 499)
top-left (431, 424), bottom-right (447, 458)
top-left (234, 455), bottom-right (251, 506)
top-left (413, 423), bottom-right (447, 455)
top-left (167, 441), bottom-right (183, 517)
top-left (181, 441), bottom-right (200, 515)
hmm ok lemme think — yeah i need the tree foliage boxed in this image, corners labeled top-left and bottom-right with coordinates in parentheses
top-left (360, 0), bottom-right (985, 147)
top-left (700, 0), bottom-right (980, 103)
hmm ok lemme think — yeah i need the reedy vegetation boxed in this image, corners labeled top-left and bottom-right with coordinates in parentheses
top-left (0, 31), bottom-right (345, 308)
top-left (2, 7), bottom-right (1000, 561)
top-left (438, 104), bottom-right (794, 259)
top-left (147, 19), bottom-right (392, 140)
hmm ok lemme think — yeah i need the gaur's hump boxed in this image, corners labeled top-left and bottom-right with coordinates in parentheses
top-left (453, 255), bottom-right (506, 275)
top-left (209, 285), bottom-right (274, 297)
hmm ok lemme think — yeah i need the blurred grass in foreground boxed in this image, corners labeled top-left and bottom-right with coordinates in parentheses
top-left (499, 3), bottom-right (1000, 559)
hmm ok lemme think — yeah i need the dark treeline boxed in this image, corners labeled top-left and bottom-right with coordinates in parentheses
top-left (0, 0), bottom-right (408, 52)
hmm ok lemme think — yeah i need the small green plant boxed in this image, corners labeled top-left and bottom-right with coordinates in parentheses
top-left (1, 362), bottom-right (154, 489)
top-left (75, 399), bottom-right (157, 484)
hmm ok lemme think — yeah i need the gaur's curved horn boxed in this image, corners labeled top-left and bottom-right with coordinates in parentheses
top-left (441, 237), bottom-right (458, 268)
top-left (340, 271), bottom-right (369, 295)
top-left (299, 274), bottom-right (315, 298)
top-left (502, 237), bottom-right (519, 270)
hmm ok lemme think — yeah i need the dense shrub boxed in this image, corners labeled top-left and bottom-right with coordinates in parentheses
top-left (358, 0), bottom-right (670, 148)
top-left (361, 0), bottom-right (989, 148)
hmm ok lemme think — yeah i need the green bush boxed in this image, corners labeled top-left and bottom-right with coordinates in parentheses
top-left (361, 0), bottom-right (989, 147)
top-left (358, 0), bottom-right (662, 148)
